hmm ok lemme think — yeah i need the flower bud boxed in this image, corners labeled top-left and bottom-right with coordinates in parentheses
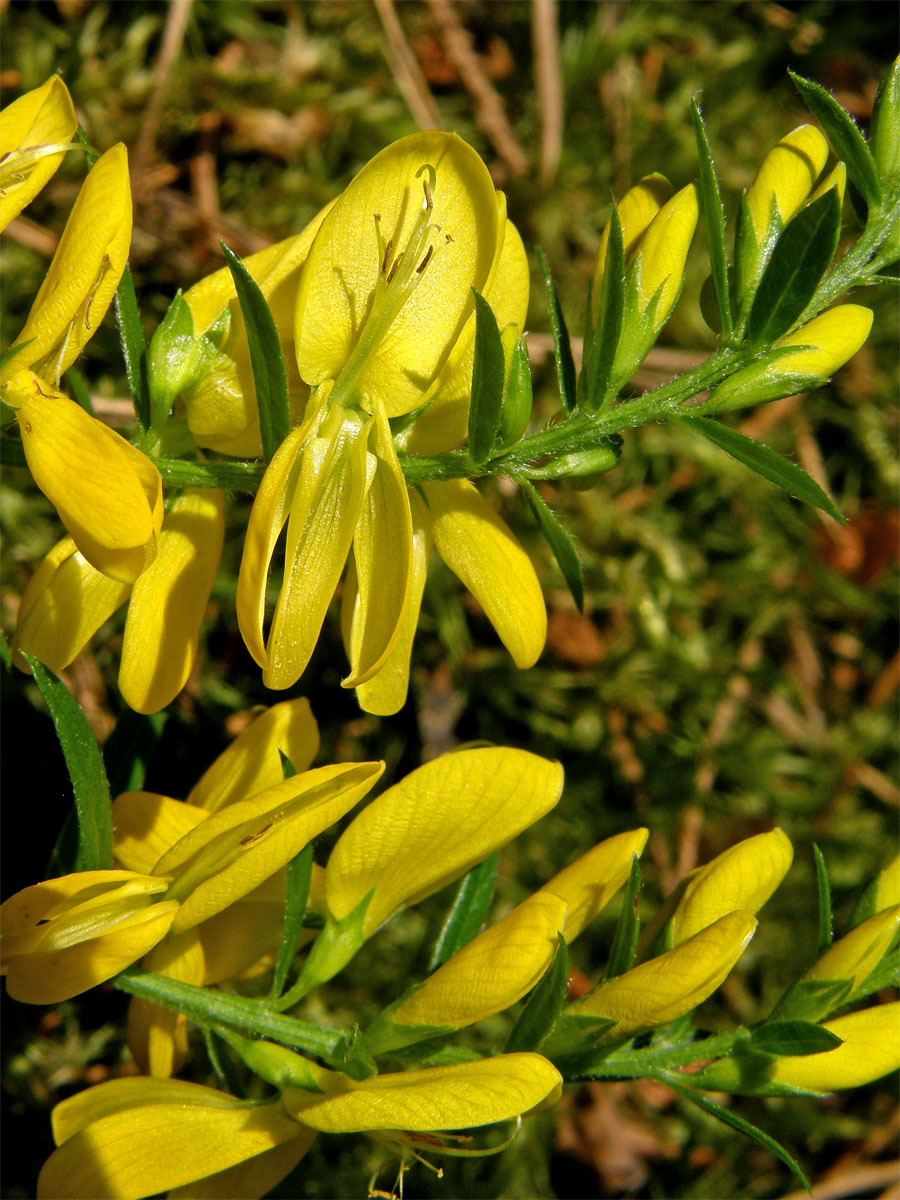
top-left (848, 854), bottom-right (900, 931)
top-left (800, 905), bottom-right (900, 994)
top-left (767, 1003), bottom-right (900, 1092)
top-left (496, 324), bottom-right (533, 449)
top-left (871, 57), bottom-right (900, 191)
top-left (592, 173), bottom-right (672, 316)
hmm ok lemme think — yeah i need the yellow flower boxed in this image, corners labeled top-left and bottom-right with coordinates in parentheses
top-left (766, 1003), bottom-right (900, 1093)
top-left (591, 173), bottom-right (673, 312)
top-left (237, 132), bottom-right (541, 701)
top-left (567, 911), bottom-right (758, 1040)
top-left (38, 1054), bottom-right (562, 1199)
top-left (367, 828), bottom-right (649, 1052)
top-left (12, 488), bottom-right (224, 713)
top-left (706, 304), bottom-right (874, 414)
top-left (800, 905), bottom-right (900, 994)
top-left (1, 143), bottom-right (163, 582)
top-left (1, 716), bottom-right (381, 1010)
top-left (667, 828), bottom-right (793, 945)
top-left (0, 76), bottom-right (78, 232)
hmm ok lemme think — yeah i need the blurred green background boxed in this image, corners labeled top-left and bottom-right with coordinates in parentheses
top-left (1, 1), bottom-right (897, 1197)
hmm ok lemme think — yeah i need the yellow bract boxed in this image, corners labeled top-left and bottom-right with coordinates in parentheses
top-left (768, 1003), bottom-right (900, 1092)
top-left (0, 76), bottom-right (78, 232)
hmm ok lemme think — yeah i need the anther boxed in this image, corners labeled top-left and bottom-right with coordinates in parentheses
top-left (381, 238), bottom-right (394, 275)
top-left (386, 252), bottom-right (404, 284)
top-left (416, 245), bottom-right (434, 274)
top-left (422, 177), bottom-right (432, 210)
top-left (445, 233), bottom-right (454, 243)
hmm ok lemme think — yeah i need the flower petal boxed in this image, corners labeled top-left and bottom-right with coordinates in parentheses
top-left (746, 124), bottom-right (829, 240)
top-left (326, 747), bottom-right (563, 934)
top-left (39, 1087), bottom-right (302, 1200)
top-left (295, 131), bottom-right (500, 416)
top-left (540, 828), bottom-right (650, 942)
top-left (113, 793), bottom-right (209, 874)
top-left (168, 1132), bottom-right (316, 1200)
top-left (127, 929), bottom-right (204, 1077)
top-left (282, 1053), bottom-right (562, 1132)
top-left (119, 488), bottom-right (225, 713)
top-left (802, 905), bottom-right (900, 993)
top-left (425, 478), bottom-right (546, 668)
top-left (768, 1003), bottom-right (900, 1092)
top-left (343, 400), bottom-right (412, 687)
top-left (7, 371), bottom-right (162, 581)
top-left (11, 536), bottom-right (130, 672)
top-left (592, 172), bottom-right (672, 313)
top-left (773, 304), bottom-right (873, 375)
top-left (7, 143), bottom-right (131, 382)
top-left (0, 77), bottom-right (78, 232)
top-left (186, 698), bottom-right (321, 813)
top-left (348, 488), bottom-right (432, 716)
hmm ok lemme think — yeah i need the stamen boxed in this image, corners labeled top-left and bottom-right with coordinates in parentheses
top-left (386, 252), bottom-right (404, 284)
top-left (416, 245), bottom-right (434, 274)
top-left (415, 163), bottom-right (437, 211)
top-left (381, 237), bottom-right (394, 275)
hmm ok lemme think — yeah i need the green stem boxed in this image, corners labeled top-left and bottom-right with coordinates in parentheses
top-left (556, 1027), bottom-right (746, 1081)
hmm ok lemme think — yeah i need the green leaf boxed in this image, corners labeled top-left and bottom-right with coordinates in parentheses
top-left (104, 709), bottom-right (167, 796)
top-left (770, 977), bottom-right (852, 1024)
top-left (812, 844), bottom-right (834, 954)
top-left (428, 851), bottom-right (500, 971)
top-left (581, 204), bottom-right (625, 412)
top-left (691, 99), bottom-right (733, 337)
top-left (220, 242), bottom-right (290, 464)
top-left (749, 1020), bottom-right (843, 1057)
top-left (790, 69), bottom-right (882, 209)
top-left (678, 415), bottom-right (845, 522)
top-left (520, 478), bottom-right (584, 611)
top-left (747, 189), bottom-right (841, 345)
top-left (653, 1071), bottom-right (811, 1191)
top-left (24, 655), bottom-right (113, 871)
top-left (870, 57), bottom-right (900, 188)
top-left (114, 267), bottom-right (151, 431)
top-left (467, 289), bottom-right (506, 465)
top-left (505, 933), bottom-right (570, 1053)
top-left (603, 855), bottom-right (642, 980)
top-left (271, 843), bottom-right (314, 999)
top-left (497, 332), bottom-right (533, 449)
top-left (63, 365), bottom-right (94, 415)
top-left (203, 1028), bottom-right (248, 1098)
top-left (536, 246), bottom-right (577, 412)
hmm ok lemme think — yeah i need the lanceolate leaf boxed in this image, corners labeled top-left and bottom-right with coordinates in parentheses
top-left (520, 478), bottom-right (584, 612)
top-left (104, 709), bottom-right (167, 796)
top-left (654, 1070), bottom-right (811, 1191)
top-left (467, 289), bottom-right (506, 464)
top-left (813, 844), bottom-right (834, 954)
top-left (505, 933), bottom-right (570, 1053)
top-left (271, 843), bottom-right (315, 999)
top-left (536, 246), bottom-right (577, 412)
top-left (603, 854), bottom-right (642, 980)
top-left (678, 415), bottom-right (845, 522)
top-left (428, 851), bottom-right (501, 972)
top-left (24, 655), bottom-right (113, 871)
top-left (747, 189), bottom-right (841, 345)
top-left (221, 242), bottom-right (290, 464)
top-left (581, 204), bottom-right (625, 411)
top-left (114, 267), bottom-right (151, 431)
top-left (789, 69), bottom-right (882, 209)
top-left (691, 99), bottom-right (733, 337)
top-left (749, 1020), bottom-right (843, 1057)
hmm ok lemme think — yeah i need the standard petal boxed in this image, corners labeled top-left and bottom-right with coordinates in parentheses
top-left (186, 698), bottom-right (320, 813)
top-left (634, 182), bottom-right (699, 318)
top-left (325, 747), bottom-right (563, 934)
top-left (295, 131), bottom-right (500, 416)
top-left (392, 892), bottom-right (568, 1032)
top-left (773, 305), bottom-right (874, 375)
top-left (569, 911), bottom-right (758, 1038)
top-left (7, 144), bottom-right (131, 382)
top-left (119, 488), bottom-right (225, 713)
top-left (236, 406), bottom-right (324, 668)
top-left (127, 929), bottom-right (204, 1077)
top-left (39, 1091), bottom-right (302, 1200)
top-left (7, 372), bottom-right (162, 581)
top-left (343, 401), bottom-right (412, 687)
top-left (0, 77), bottom-right (78, 232)
top-left (11, 536), bottom-right (131, 672)
top-left (113, 793), bottom-right (209, 874)
top-left (282, 1053), bottom-right (562, 1132)
top-left (746, 124), bottom-right (829, 240)
top-left (540, 828), bottom-right (650, 942)
top-left (801, 905), bottom-right (900, 992)
top-left (349, 488), bottom-right (433, 716)
top-left (161, 763), bottom-right (383, 933)
top-left (592, 173), bottom-right (672, 312)
top-left (262, 410), bottom-right (371, 689)
top-left (425, 478), bottom-right (546, 668)
top-left (668, 829), bottom-right (793, 945)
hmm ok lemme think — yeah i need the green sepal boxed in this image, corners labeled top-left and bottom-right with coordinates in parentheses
top-left (769, 977), bottom-right (852, 1024)
top-left (543, 1014), bottom-right (619, 1065)
top-left (748, 1020), bottom-right (843, 1057)
top-left (848, 948), bottom-right (900, 1002)
top-left (504, 932), bottom-right (570, 1054)
top-left (365, 986), bottom-right (456, 1057)
top-left (520, 478), bottom-right (584, 612)
top-left (702, 345), bottom-right (829, 415)
top-left (203, 1028), bottom-right (249, 1098)
top-left (790, 68), bottom-right (882, 209)
top-left (24, 654), bottom-right (113, 872)
top-left (733, 190), bottom-right (763, 318)
top-left (496, 327), bottom-right (533, 450)
top-left (333, 1027), bottom-right (378, 1081)
top-left (270, 842), bottom-right (315, 1000)
top-left (536, 246), bottom-right (577, 412)
top-left (813, 843), bottom-right (834, 954)
top-left (691, 98), bottom-right (733, 337)
top-left (147, 292), bottom-right (195, 421)
top-left (603, 854), bottom-right (642, 981)
top-left (214, 1027), bottom-right (323, 1092)
top-left (467, 288), bottom-right (506, 465)
top-left (429, 851), bottom-right (500, 971)
top-left (689, 1051), bottom-right (828, 1099)
top-left (746, 188), bottom-right (841, 346)
top-left (677, 414), bottom-right (845, 522)
top-left (608, 267), bottom-right (669, 395)
top-left (870, 56), bottom-right (900, 190)
top-left (221, 241), bottom-right (290, 464)
top-left (275, 887), bottom-right (374, 1008)
top-left (580, 203), bottom-right (625, 411)
top-left (848, 867), bottom-right (894, 931)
